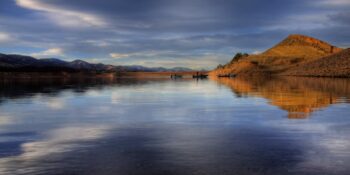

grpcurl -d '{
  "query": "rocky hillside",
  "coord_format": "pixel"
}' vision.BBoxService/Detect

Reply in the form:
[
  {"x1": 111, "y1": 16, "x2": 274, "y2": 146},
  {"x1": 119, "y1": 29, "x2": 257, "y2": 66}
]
[
  {"x1": 211, "y1": 34, "x2": 345, "y2": 77},
  {"x1": 262, "y1": 34, "x2": 342, "y2": 59},
  {"x1": 284, "y1": 48, "x2": 350, "y2": 77}
]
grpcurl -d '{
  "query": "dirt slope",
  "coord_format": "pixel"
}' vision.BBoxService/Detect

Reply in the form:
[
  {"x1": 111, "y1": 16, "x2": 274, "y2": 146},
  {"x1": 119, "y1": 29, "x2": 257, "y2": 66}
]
[
  {"x1": 284, "y1": 48, "x2": 350, "y2": 77},
  {"x1": 262, "y1": 34, "x2": 342, "y2": 59}
]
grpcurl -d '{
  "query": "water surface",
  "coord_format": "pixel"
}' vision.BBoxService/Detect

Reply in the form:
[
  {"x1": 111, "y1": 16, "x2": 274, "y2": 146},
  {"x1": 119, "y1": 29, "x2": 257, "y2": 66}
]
[{"x1": 0, "y1": 77, "x2": 350, "y2": 175}]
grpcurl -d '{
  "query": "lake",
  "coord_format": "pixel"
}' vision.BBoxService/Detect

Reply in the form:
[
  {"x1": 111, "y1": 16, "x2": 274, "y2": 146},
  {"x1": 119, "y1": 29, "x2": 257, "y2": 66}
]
[{"x1": 0, "y1": 77, "x2": 349, "y2": 175}]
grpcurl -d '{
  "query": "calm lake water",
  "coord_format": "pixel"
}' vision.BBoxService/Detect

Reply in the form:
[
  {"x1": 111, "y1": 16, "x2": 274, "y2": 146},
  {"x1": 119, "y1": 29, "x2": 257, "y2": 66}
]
[{"x1": 0, "y1": 77, "x2": 350, "y2": 175}]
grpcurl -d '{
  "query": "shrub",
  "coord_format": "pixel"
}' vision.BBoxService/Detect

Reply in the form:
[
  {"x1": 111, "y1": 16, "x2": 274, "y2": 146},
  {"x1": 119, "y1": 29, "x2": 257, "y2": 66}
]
[
  {"x1": 216, "y1": 64, "x2": 224, "y2": 69},
  {"x1": 230, "y1": 52, "x2": 249, "y2": 63}
]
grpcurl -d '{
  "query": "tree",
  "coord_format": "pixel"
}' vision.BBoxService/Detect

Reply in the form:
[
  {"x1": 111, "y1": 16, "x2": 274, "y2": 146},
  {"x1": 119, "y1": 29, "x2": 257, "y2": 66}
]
[
  {"x1": 216, "y1": 64, "x2": 224, "y2": 69},
  {"x1": 229, "y1": 52, "x2": 249, "y2": 63}
]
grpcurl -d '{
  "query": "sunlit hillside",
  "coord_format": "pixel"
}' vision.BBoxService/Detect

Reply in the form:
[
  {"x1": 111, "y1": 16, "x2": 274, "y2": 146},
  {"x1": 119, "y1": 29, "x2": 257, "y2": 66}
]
[{"x1": 211, "y1": 34, "x2": 345, "y2": 77}]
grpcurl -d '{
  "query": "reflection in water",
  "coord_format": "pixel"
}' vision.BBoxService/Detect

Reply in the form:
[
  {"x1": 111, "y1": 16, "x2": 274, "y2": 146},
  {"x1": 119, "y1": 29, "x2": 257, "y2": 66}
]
[
  {"x1": 0, "y1": 77, "x2": 167, "y2": 101},
  {"x1": 214, "y1": 77, "x2": 350, "y2": 118},
  {"x1": 0, "y1": 125, "x2": 111, "y2": 174},
  {"x1": 0, "y1": 77, "x2": 349, "y2": 175}
]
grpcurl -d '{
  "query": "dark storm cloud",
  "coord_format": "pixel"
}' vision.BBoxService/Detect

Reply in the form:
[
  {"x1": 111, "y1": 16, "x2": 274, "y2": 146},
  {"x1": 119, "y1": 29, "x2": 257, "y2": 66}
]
[{"x1": 0, "y1": 0, "x2": 349, "y2": 68}]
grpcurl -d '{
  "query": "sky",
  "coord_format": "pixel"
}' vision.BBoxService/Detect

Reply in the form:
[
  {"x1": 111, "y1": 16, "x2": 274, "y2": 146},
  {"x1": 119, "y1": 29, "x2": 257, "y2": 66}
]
[{"x1": 0, "y1": 0, "x2": 349, "y2": 69}]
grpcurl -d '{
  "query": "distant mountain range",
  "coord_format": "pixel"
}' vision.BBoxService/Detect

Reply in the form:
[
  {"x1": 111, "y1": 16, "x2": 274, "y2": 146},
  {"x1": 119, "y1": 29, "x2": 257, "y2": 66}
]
[
  {"x1": 0, "y1": 53, "x2": 194, "y2": 73},
  {"x1": 120, "y1": 65, "x2": 194, "y2": 72},
  {"x1": 211, "y1": 34, "x2": 349, "y2": 77}
]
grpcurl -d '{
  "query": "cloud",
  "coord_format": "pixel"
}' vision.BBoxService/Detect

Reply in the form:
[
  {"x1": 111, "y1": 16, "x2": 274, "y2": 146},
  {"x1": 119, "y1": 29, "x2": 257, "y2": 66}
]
[
  {"x1": 32, "y1": 48, "x2": 64, "y2": 58},
  {"x1": 0, "y1": 32, "x2": 11, "y2": 43},
  {"x1": 110, "y1": 53, "x2": 129, "y2": 59},
  {"x1": 319, "y1": 0, "x2": 350, "y2": 6},
  {"x1": 252, "y1": 50, "x2": 262, "y2": 54},
  {"x1": 0, "y1": 0, "x2": 348, "y2": 68},
  {"x1": 15, "y1": 0, "x2": 107, "y2": 28}
]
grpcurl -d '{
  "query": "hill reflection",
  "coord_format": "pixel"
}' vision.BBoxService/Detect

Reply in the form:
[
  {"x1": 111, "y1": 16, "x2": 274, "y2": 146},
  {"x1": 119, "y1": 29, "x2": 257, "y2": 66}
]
[
  {"x1": 213, "y1": 77, "x2": 350, "y2": 119},
  {"x1": 0, "y1": 77, "x2": 172, "y2": 104}
]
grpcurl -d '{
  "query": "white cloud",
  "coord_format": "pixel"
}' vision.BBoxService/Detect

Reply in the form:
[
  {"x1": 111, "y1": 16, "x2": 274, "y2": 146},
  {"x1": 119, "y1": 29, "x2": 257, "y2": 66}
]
[
  {"x1": 32, "y1": 48, "x2": 64, "y2": 57},
  {"x1": 0, "y1": 32, "x2": 11, "y2": 43},
  {"x1": 252, "y1": 50, "x2": 262, "y2": 54},
  {"x1": 15, "y1": 0, "x2": 107, "y2": 28},
  {"x1": 319, "y1": 0, "x2": 350, "y2": 6},
  {"x1": 266, "y1": 13, "x2": 329, "y2": 31},
  {"x1": 110, "y1": 53, "x2": 130, "y2": 59},
  {"x1": 109, "y1": 50, "x2": 164, "y2": 59},
  {"x1": 113, "y1": 51, "x2": 227, "y2": 69},
  {"x1": 84, "y1": 40, "x2": 111, "y2": 47},
  {"x1": 46, "y1": 99, "x2": 65, "y2": 110}
]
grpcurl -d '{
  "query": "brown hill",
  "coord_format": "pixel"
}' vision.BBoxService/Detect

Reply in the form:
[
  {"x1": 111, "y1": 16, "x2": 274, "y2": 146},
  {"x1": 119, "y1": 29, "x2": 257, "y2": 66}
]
[
  {"x1": 262, "y1": 34, "x2": 342, "y2": 59},
  {"x1": 210, "y1": 34, "x2": 344, "y2": 77},
  {"x1": 284, "y1": 48, "x2": 350, "y2": 77}
]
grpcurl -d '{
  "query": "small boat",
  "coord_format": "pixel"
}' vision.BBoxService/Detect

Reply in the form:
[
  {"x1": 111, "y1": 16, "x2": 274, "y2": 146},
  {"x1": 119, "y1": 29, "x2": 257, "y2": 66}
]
[
  {"x1": 193, "y1": 74, "x2": 208, "y2": 79},
  {"x1": 170, "y1": 74, "x2": 183, "y2": 79},
  {"x1": 193, "y1": 72, "x2": 208, "y2": 79}
]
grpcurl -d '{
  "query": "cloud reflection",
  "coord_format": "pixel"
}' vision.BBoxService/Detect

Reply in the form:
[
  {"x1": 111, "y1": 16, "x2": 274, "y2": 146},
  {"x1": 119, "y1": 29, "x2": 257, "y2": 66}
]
[
  {"x1": 0, "y1": 78, "x2": 349, "y2": 174},
  {"x1": 45, "y1": 98, "x2": 65, "y2": 110},
  {"x1": 0, "y1": 125, "x2": 111, "y2": 174}
]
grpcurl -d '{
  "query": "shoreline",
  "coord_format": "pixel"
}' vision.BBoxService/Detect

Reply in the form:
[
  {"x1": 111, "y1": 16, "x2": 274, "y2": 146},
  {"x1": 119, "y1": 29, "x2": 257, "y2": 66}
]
[{"x1": 0, "y1": 71, "x2": 209, "y2": 79}]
